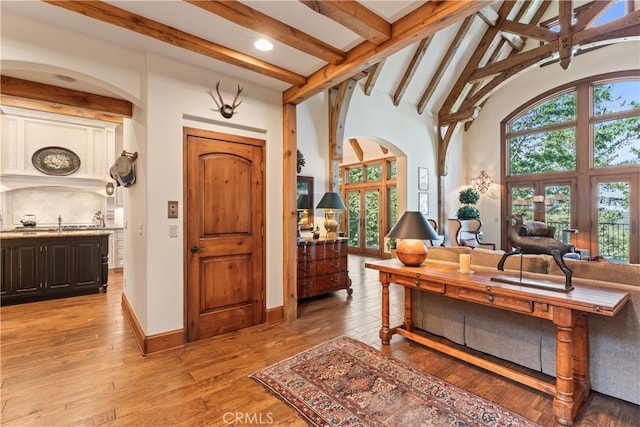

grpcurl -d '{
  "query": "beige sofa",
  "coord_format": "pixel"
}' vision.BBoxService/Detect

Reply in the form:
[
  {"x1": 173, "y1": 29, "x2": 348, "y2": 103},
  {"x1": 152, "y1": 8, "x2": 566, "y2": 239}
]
[{"x1": 412, "y1": 246, "x2": 640, "y2": 405}]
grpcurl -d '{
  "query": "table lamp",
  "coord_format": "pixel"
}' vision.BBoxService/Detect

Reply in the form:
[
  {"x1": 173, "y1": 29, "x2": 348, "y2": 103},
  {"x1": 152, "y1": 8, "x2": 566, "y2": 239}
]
[
  {"x1": 316, "y1": 192, "x2": 346, "y2": 240},
  {"x1": 297, "y1": 194, "x2": 310, "y2": 227},
  {"x1": 386, "y1": 211, "x2": 439, "y2": 266}
]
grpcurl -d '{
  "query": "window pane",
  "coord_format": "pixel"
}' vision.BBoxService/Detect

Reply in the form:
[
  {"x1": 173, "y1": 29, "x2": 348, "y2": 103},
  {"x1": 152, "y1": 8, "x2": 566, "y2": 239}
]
[
  {"x1": 511, "y1": 186, "x2": 534, "y2": 222},
  {"x1": 387, "y1": 186, "x2": 397, "y2": 232},
  {"x1": 509, "y1": 128, "x2": 576, "y2": 175},
  {"x1": 347, "y1": 167, "x2": 363, "y2": 183},
  {"x1": 364, "y1": 190, "x2": 380, "y2": 250},
  {"x1": 509, "y1": 92, "x2": 575, "y2": 133},
  {"x1": 347, "y1": 191, "x2": 360, "y2": 248},
  {"x1": 366, "y1": 163, "x2": 382, "y2": 181},
  {"x1": 544, "y1": 185, "x2": 571, "y2": 241},
  {"x1": 594, "y1": 117, "x2": 640, "y2": 167},
  {"x1": 597, "y1": 182, "x2": 630, "y2": 263},
  {"x1": 594, "y1": 80, "x2": 640, "y2": 116},
  {"x1": 387, "y1": 160, "x2": 397, "y2": 180}
]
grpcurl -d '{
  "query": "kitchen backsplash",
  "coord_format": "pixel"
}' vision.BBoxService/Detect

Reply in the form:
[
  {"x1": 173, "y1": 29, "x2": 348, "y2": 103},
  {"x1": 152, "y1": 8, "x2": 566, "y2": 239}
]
[{"x1": 2, "y1": 188, "x2": 105, "y2": 230}]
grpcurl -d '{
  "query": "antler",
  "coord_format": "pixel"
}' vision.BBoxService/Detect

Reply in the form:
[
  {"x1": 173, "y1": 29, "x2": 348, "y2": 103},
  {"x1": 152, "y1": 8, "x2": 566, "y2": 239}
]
[
  {"x1": 231, "y1": 84, "x2": 243, "y2": 109},
  {"x1": 214, "y1": 81, "x2": 225, "y2": 108}
]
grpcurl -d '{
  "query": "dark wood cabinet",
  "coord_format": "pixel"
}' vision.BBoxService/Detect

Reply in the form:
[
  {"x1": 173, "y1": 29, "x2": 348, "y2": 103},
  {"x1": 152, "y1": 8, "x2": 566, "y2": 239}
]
[
  {"x1": 1, "y1": 233, "x2": 109, "y2": 305},
  {"x1": 297, "y1": 238, "x2": 352, "y2": 299}
]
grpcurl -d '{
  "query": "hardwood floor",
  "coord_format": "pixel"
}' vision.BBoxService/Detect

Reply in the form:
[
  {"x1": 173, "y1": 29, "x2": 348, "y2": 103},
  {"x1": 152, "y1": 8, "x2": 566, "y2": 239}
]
[{"x1": 2, "y1": 255, "x2": 638, "y2": 426}]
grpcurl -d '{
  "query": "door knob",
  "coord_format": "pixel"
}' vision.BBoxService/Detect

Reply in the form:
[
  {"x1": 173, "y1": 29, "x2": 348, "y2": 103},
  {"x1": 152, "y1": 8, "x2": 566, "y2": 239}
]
[{"x1": 190, "y1": 245, "x2": 200, "y2": 253}]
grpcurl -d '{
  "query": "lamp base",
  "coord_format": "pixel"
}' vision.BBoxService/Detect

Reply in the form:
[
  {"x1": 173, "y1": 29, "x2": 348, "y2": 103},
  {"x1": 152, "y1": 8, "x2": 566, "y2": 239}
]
[{"x1": 396, "y1": 239, "x2": 427, "y2": 266}]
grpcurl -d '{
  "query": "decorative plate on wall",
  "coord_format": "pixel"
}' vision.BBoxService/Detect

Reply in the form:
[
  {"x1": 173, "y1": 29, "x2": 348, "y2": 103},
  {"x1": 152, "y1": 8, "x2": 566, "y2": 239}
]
[{"x1": 32, "y1": 146, "x2": 81, "y2": 176}]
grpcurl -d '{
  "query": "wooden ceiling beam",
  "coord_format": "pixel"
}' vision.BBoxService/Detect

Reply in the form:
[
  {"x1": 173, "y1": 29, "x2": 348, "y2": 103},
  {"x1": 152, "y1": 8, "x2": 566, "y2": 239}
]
[
  {"x1": 439, "y1": 1, "x2": 516, "y2": 118},
  {"x1": 558, "y1": 0, "x2": 573, "y2": 69},
  {"x1": 0, "y1": 75, "x2": 132, "y2": 117},
  {"x1": 393, "y1": 37, "x2": 432, "y2": 106},
  {"x1": 44, "y1": 0, "x2": 306, "y2": 86},
  {"x1": 348, "y1": 138, "x2": 364, "y2": 162},
  {"x1": 417, "y1": 15, "x2": 475, "y2": 115},
  {"x1": 186, "y1": 0, "x2": 345, "y2": 64},
  {"x1": 300, "y1": 1, "x2": 391, "y2": 45},
  {"x1": 573, "y1": 1, "x2": 613, "y2": 32},
  {"x1": 284, "y1": 0, "x2": 492, "y2": 105},
  {"x1": 363, "y1": 60, "x2": 385, "y2": 96},
  {"x1": 501, "y1": 20, "x2": 556, "y2": 42}
]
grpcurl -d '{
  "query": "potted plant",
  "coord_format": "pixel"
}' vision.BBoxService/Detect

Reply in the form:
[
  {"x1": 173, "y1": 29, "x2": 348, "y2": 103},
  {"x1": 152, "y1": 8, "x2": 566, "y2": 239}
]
[{"x1": 456, "y1": 187, "x2": 480, "y2": 219}]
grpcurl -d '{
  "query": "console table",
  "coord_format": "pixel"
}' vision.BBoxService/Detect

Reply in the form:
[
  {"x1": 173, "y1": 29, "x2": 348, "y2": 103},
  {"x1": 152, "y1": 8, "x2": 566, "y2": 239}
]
[{"x1": 365, "y1": 259, "x2": 629, "y2": 426}]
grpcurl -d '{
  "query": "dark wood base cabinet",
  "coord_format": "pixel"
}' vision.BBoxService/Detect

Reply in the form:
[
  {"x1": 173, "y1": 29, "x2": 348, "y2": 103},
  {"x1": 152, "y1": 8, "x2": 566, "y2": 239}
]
[
  {"x1": 1, "y1": 233, "x2": 109, "y2": 305},
  {"x1": 297, "y1": 238, "x2": 352, "y2": 299}
]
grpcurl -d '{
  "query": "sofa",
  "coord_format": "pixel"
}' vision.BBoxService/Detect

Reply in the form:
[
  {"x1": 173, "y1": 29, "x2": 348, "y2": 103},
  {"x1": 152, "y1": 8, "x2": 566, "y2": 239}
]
[{"x1": 412, "y1": 246, "x2": 640, "y2": 405}]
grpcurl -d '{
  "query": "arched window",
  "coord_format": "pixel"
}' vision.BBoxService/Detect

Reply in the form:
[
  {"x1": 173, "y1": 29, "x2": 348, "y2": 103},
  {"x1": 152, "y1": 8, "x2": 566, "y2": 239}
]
[{"x1": 502, "y1": 71, "x2": 639, "y2": 263}]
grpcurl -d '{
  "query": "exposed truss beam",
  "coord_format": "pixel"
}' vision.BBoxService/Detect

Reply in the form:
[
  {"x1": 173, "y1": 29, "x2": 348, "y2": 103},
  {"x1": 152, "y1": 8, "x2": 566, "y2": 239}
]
[
  {"x1": 284, "y1": 0, "x2": 492, "y2": 105},
  {"x1": 364, "y1": 60, "x2": 385, "y2": 96},
  {"x1": 186, "y1": 0, "x2": 345, "y2": 64},
  {"x1": 393, "y1": 37, "x2": 432, "y2": 106},
  {"x1": 44, "y1": 0, "x2": 307, "y2": 86},
  {"x1": 348, "y1": 138, "x2": 364, "y2": 162},
  {"x1": 300, "y1": 0, "x2": 391, "y2": 45}
]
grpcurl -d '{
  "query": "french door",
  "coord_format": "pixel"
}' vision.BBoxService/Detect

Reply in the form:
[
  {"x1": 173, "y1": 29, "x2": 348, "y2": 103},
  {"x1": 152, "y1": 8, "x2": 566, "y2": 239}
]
[
  {"x1": 591, "y1": 175, "x2": 639, "y2": 264},
  {"x1": 346, "y1": 188, "x2": 381, "y2": 257}
]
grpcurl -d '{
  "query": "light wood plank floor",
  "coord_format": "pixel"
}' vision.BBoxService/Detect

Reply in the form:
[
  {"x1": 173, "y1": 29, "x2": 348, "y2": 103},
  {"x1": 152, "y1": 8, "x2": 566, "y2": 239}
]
[{"x1": 2, "y1": 255, "x2": 638, "y2": 426}]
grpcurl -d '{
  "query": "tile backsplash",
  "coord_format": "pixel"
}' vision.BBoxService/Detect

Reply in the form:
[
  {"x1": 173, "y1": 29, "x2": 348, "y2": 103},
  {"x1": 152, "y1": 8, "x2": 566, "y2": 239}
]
[{"x1": 2, "y1": 188, "x2": 105, "y2": 229}]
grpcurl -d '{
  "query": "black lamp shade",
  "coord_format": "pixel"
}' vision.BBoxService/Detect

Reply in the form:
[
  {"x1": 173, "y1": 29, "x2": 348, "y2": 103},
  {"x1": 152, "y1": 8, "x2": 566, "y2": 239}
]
[
  {"x1": 316, "y1": 192, "x2": 346, "y2": 210},
  {"x1": 297, "y1": 194, "x2": 309, "y2": 210},
  {"x1": 387, "y1": 211, "x2": 439, "y2": 240}
]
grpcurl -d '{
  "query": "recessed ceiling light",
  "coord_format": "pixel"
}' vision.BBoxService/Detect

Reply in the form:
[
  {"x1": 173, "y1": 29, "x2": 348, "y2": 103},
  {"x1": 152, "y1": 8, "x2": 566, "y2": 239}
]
[
  {"x1": 55, "y1": 74, "x2": 76, "y2": 83},
  {"x1": 254, "y1": 39, "x2": 273, "y2": 52}
]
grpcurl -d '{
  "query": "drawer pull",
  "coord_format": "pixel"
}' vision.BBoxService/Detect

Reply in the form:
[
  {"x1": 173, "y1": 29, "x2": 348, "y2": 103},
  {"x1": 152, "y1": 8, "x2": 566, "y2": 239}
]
[
  {"x1": 303, "y1": 266, "x2": 312, "y2": 272},
  {"x1": 488, "y1": 295, "x2": 494, "y2": 303}
]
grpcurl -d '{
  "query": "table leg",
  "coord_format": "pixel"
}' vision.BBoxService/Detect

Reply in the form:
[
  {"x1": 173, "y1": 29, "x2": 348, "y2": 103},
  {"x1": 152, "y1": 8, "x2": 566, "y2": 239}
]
[
  {"x1": 553, "y1": 307, "x2": 577, "y2": 426},
  {"x1": 379, "y1": 273, "x2": 392, "y2": 344},
  {"x1": 573, "y1": 314, "x2": 590, "y2": 393},
  {"x1": 404, "y1": 287, "x2": 414, "y2": 332}
]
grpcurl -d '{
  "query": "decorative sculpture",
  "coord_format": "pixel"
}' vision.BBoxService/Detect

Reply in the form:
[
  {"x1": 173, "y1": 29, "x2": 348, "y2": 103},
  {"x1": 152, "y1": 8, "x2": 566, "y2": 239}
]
[
  {"x1": 209, "y1": 81, "x2": 243, "y2": 119},
  {"x1": 495, "y1": 215, "x2": 575, "y2": 291}
]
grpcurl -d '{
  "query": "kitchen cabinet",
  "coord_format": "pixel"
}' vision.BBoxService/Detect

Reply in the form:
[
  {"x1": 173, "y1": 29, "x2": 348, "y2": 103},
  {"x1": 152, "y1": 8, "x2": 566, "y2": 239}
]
[
  {"x1": 297, "y1": 238, "x2": 352, "y2": 299},
  {"x1": 1, "y1": 231, "x2": 109, "y2": 305}
]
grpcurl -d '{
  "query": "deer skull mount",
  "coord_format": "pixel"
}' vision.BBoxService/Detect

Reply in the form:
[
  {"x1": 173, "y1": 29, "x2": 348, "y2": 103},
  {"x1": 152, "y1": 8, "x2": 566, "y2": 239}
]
[{"x1": 209, "y1": 81, "x2": 243, "y2": 119}]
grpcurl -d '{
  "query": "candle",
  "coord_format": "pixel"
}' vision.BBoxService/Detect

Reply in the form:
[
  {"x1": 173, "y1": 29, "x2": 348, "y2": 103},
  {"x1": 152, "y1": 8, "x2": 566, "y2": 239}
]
[{"x1": 459, "y1": 254, "x2": 471, "y2": 273}]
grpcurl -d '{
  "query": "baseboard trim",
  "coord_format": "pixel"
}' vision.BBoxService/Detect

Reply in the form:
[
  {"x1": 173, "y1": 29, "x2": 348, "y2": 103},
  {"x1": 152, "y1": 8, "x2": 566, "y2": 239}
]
[
  {"x1": 121, "y1": 293, "x2": 185, "y2": 356},
  {"x1": 265, "y1": 305, "x2": 284, "y2": 324}
]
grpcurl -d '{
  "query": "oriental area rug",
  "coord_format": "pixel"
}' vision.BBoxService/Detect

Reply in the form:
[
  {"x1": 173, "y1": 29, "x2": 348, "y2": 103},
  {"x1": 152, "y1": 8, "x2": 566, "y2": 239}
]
[{"x1": 250, "y1": 336, "x2": 541, "y2": 427}]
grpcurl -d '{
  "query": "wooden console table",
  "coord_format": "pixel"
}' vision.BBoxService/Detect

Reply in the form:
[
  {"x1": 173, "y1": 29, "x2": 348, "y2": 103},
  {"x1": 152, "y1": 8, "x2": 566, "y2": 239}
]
[{"x1": 365, "y1": 259, "x2": 629, "y2": 426}]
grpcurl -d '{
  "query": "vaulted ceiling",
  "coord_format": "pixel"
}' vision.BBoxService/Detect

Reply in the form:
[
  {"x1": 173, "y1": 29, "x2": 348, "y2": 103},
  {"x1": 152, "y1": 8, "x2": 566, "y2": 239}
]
[{"x1": 2, "y1": 0, "x2": 638, "y2": 155}]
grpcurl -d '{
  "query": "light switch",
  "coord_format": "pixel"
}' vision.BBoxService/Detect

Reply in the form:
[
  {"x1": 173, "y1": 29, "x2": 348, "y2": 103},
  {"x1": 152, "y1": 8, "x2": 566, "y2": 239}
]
[
  {"x1": 169, "y1": 225, "x2": 178, "y2": 237},
  {"x1": 168, "y1": 201, "x2": 179, "y2": 218}
]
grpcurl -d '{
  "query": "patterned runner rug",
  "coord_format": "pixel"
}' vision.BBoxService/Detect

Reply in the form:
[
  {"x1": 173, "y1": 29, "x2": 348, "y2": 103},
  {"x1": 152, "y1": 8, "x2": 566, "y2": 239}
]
[{"x1": 250, "y1": 336, "x2": 541, "y2": 427}]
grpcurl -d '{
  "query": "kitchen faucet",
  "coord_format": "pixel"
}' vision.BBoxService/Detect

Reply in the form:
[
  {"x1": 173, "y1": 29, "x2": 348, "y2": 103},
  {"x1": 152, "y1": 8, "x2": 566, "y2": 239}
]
[{"x1": 58, "y1": 215, "x2": 62, "y2": 232}]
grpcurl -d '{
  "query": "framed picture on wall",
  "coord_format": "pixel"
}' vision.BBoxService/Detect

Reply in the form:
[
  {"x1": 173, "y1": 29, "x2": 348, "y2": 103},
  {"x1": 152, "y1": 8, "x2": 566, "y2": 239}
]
[
  {"x1": 419, "y1": 192, "x2": 429, "y2": 215},
  {"x1": 418, "y1": 167, "x2": 429, "y2": 190}
]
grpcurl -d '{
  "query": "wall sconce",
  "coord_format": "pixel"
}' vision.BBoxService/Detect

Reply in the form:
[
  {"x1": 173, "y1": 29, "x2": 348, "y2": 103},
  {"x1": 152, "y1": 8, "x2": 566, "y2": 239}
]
[
  {"x1": 105, "y1": 182, "x2": 115, "y2": 196},
  {"x1": 386, "y1": 211, "x2": 439, "y2": 266},
  {"x1": 316, "y1": 192, "x2": 346, "y2": 240},
  {"x1": 471, "y1": 170, "x2": 493, "y2": 194}
]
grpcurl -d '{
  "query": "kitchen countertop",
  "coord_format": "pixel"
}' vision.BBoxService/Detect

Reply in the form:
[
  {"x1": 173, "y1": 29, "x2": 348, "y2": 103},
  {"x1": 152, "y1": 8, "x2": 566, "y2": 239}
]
[{"x1": 1, "y1": 228, "x2": 118, "y2": 239}]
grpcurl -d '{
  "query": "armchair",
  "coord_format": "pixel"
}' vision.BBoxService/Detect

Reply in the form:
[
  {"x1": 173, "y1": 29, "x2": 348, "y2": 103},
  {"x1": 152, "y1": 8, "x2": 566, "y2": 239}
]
[{"x1": 447, "y1": 218, "x2": 496, "y2": 250}]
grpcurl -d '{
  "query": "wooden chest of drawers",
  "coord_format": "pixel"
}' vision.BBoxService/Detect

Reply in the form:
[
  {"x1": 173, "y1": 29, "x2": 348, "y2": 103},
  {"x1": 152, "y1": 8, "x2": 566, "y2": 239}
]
[{"x1": 297, "y1": 238, "x2": 352, "y2": 299}]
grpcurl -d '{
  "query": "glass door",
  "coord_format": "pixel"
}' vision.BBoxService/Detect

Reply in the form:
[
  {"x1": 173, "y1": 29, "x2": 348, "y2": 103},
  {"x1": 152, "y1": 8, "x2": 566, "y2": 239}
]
[
  {"x1": 592, "y1": 175, "x2": 639, "y2": 263},
  {"x1": 346, "y1": 188, "x2": 381, "y2": 256}
]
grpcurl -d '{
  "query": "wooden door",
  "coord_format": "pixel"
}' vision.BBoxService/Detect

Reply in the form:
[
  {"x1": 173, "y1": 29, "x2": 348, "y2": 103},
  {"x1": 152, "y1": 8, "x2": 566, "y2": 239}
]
[{"x1": 184, "y1": 128, "x2": 264, "y2": 342}]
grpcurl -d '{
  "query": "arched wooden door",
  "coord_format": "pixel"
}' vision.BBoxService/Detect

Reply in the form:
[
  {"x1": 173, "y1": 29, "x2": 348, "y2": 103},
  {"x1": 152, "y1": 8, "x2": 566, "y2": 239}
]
[{"x1": 184, "y1": 127, "x2": 264, "y2": 342}]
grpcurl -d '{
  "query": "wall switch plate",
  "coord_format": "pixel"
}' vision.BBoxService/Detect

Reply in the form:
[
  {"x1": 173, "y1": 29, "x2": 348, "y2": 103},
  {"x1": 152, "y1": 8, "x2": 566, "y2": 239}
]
[
  {"x1": 169, "y1": 224, "x2": 178, "y2": 237},
  {"x1": 168, "y1": 201, "x2": 179, "y2": 218}
]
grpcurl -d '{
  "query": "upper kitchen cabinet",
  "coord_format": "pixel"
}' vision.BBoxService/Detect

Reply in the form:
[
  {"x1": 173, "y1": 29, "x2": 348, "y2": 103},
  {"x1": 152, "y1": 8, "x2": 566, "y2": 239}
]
[{"x1": 1, "y1": 107, "x2": 117, "y2": 191}]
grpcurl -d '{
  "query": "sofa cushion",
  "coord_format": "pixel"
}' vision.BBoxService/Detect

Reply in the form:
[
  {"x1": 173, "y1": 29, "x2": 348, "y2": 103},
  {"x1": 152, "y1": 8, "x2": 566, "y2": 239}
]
[
  {"x1": 470, "y1": 247, "x2": 549, "y2": 274},
  {"x1": 548, "y1": 258, "x2": 640, "y2": 287},
  {"x1": 426, "y1": 246, "x2": 471, "y2": 263}
]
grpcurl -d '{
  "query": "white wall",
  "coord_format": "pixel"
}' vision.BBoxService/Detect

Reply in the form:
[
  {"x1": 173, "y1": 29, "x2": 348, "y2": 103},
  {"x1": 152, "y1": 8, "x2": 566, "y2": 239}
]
[
  {"x1": 2, "y1": 11, "x2": 284, "y2": 336},
  {"x1": 466, "y1": 42, "x2": 640, "y2": 248}
]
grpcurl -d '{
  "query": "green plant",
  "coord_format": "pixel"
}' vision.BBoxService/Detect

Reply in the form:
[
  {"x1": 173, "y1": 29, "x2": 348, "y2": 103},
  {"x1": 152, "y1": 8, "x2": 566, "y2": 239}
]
[
  {"x1": 386, "y1": 237, "x2": 396, "y2": 250},
  {"x1": 457, "y1": 187, "x2": 480, "y2": 219}
]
